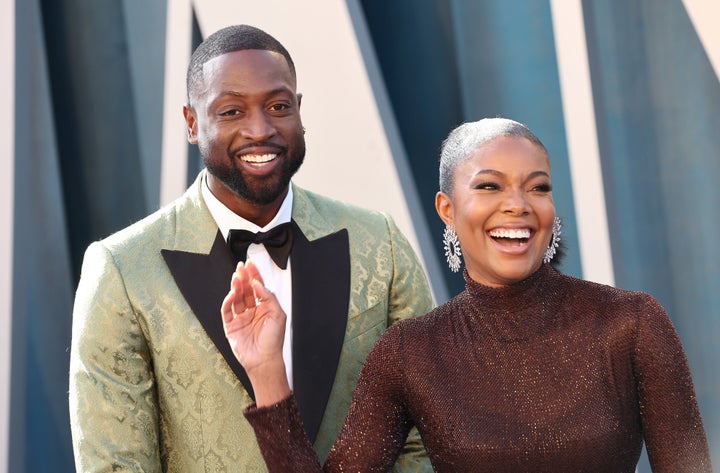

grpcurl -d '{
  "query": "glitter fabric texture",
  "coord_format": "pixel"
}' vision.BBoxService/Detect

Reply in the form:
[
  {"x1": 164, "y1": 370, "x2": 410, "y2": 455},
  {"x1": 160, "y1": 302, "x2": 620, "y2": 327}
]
[{"x1": 245, "y1": 264, "x2": 712, "y2": 472}]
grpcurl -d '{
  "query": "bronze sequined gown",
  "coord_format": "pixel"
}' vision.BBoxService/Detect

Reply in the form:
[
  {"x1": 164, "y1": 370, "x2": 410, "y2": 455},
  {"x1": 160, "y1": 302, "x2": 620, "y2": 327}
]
[{"x1": 245, "y1": 264, "x2": 712, "y2": 472}]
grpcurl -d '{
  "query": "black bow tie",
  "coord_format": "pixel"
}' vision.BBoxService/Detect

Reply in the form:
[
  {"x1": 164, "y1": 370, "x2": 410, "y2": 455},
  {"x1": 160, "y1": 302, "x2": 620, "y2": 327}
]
[{"x1": 227, "y1": 222, "x2": 294, "y2": 270}]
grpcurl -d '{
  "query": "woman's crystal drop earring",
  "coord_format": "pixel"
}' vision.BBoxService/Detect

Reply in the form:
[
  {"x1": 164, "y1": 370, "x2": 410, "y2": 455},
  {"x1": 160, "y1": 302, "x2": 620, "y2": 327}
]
[
  {"x1": 543, "y1": 217, "x2": 562, "y2": 264},
  {"x1": 443, "y1": 226, "x2": 462, "y2": 272}
]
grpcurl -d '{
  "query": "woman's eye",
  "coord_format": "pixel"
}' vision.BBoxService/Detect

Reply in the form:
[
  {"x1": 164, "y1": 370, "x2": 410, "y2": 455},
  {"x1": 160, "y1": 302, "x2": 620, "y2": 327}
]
[
  {"x1": 475, "y1": 182, "x2": 500, "y2": 190},
  {"x1": 532, "y1": 183, "x2": 552, "y2": 192}
]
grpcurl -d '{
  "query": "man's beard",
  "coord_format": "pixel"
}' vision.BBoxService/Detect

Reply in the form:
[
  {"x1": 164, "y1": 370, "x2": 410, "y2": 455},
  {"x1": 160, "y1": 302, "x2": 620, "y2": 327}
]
[{"x1": 204, "y1": 146, "x2": 305, "y2": 205}]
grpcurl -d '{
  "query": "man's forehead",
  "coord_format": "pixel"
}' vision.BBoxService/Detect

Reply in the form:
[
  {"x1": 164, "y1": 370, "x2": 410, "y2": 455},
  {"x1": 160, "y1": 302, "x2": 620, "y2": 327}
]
[
  {"x1": 202, "y1": 49, "x2": 290, "y2": 75},
  {"x1": 190, "y1": 49, "x2": 296, "y2": 102}
]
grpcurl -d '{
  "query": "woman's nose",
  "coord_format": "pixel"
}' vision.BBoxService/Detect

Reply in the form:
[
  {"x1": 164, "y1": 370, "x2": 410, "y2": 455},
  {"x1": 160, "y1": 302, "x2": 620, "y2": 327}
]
[{"x1": 501, "y1": 189, "x2": 531, "y2": 215}]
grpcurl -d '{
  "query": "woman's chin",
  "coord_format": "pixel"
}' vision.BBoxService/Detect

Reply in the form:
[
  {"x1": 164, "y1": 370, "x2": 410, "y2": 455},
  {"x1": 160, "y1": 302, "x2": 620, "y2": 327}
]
[{"x1": 480, "y1": 260, "x2": 542, "y2": 287}]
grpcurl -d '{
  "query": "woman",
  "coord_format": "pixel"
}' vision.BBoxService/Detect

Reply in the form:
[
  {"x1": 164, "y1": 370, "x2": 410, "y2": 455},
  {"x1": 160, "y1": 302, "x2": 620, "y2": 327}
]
[{"x1": 221, "y1": 118, "x2": 712, "y2": 472}]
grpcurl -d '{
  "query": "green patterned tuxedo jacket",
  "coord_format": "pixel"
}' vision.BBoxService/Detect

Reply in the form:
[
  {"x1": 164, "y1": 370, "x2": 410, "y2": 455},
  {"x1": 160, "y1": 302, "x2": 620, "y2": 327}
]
[{"x1": 69, "y1": 171, "x2": 434, "y2": 472}]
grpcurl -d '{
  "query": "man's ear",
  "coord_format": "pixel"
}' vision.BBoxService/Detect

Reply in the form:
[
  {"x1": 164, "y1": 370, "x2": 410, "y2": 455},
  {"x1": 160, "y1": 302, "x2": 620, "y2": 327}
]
[
  {"x1": 435, "y1": 192, "x2": 454, "y2": 227},
  {"x1": 182, "y1": 104, "x2": 198, "y2": 144},
  {"x1": 296, "y1": 93, "x2": 302, "y2": 108}
]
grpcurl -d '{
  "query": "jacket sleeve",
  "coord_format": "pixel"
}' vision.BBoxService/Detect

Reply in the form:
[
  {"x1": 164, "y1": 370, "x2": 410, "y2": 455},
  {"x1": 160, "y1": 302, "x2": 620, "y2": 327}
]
[
  {"x1": 633, "y1": 294, "x2": 712, "y2": 472},
  {"x1": 69, "y1": 241, "x2": 162, "y2": 473},
  {"x1": 384, "y1": 214, "x2": 434, "y2": 472}
]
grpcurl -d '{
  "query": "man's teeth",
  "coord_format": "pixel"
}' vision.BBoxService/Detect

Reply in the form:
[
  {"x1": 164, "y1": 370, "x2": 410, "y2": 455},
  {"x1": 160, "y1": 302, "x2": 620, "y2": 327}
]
[
  {"x1": 241, "y1": 154, "x2": 277, "y2": 163},
  {"x1": 490, "y1": 228, "x2": 531, "y2": 239}
]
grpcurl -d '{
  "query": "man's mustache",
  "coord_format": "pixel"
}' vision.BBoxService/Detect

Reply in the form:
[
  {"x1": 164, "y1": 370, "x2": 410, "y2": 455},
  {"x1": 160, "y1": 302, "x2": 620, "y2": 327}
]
[{"x1": 232, "y1": 142, "x2": 286, "y2": 155}]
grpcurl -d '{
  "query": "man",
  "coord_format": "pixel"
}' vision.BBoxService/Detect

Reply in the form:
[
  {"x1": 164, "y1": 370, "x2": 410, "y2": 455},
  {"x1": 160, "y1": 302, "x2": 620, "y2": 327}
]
[{"x1": 69, "y1": 24, "x2": 433, "y2": 472}]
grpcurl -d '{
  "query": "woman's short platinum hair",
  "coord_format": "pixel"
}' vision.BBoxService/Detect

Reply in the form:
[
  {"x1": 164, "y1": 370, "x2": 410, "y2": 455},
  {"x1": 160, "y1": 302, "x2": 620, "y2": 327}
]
[{"x1": 438, "y1": 118, "x2": 548, "y2": 195}]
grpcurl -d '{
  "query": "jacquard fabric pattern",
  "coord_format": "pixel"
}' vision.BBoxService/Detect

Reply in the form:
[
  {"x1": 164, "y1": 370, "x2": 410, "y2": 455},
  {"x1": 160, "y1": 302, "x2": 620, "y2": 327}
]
[{"x1": 245, "y1": 264, "x2": 712, "y2": 472}]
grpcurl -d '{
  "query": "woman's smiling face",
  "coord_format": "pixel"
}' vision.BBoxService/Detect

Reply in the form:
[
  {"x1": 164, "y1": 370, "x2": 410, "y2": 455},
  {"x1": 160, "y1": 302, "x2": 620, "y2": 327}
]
[{"x1": 436, "y1": 135, "x2": 555, "y2": 287}]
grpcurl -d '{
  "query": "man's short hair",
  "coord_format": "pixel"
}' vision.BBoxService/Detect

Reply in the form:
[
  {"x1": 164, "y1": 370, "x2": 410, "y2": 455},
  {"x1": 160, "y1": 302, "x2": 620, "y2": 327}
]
[{"x1": 186, "y1": 24, "x2": 296, "y2": 102}]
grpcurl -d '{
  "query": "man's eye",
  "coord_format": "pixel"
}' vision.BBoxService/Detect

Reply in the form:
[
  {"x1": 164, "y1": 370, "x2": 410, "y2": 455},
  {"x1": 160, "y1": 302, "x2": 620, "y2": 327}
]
[
  {"x1": 475, "y1": 182, "x2": 499, "y2": 190},
  {"x1": 268, "y1": 102, "x2": 293, "y2": 112},
  {"x1": 220, "y1": 109, "x2": 240, "y2": 116}
]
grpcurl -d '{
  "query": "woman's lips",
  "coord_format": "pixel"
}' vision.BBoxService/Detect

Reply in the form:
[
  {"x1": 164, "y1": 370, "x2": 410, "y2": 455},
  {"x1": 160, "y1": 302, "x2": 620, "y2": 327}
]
[{"x1": 488, "y1": 227, "x2": 533, "y2": 251}]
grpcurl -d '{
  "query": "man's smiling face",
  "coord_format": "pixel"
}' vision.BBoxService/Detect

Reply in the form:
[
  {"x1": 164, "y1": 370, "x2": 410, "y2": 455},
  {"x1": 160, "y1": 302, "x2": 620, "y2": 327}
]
[{"x1": 184, "y1": 49, "x2": 305, "y2": 214}]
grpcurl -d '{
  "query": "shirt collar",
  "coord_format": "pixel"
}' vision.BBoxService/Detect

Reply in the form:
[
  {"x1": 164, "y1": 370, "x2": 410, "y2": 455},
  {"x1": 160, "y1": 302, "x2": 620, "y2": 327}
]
[{"x1": 201, "y1": 174, "x2": 294, "y2": 238}]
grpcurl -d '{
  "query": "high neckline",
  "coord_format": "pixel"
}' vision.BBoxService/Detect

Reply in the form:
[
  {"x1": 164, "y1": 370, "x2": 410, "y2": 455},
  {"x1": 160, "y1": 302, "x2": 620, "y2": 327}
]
[{"x1": 460, "y1": 264, "x2": 566, "y2": 342}]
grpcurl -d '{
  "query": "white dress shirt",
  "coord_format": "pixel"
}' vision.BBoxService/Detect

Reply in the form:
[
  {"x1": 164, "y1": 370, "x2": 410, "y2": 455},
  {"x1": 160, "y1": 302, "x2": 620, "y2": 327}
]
[{"x1": 201, "y1": 177, "x2": 294, "y2": 389}]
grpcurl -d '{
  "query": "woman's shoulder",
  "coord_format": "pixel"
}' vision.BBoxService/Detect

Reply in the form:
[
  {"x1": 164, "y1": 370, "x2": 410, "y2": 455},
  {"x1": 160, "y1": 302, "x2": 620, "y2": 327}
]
[
  {"x1": 559, "y1": 272, "x2": 657, "y2": 304},
  {"x1": 555, "y1": 272, "x2": 667, "y2": 327}
]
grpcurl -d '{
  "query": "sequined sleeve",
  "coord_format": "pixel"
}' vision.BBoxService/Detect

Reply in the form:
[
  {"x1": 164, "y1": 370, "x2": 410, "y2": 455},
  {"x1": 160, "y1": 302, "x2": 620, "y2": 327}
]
[
  {"x1": 633, "y1": 294, "x2": 712, "y2": 472},
  {"x1": 243, "y1": 395, "x2": 320, "y2": 472},
  {"x1": 245, "y1": 324, "x2": 413, "y2": 472}
]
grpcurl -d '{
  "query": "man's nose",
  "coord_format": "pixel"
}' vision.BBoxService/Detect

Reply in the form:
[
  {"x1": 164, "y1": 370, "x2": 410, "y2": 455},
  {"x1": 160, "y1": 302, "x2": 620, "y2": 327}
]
[{"x1": 240, "y1": 110, "x2": 276, "y2": 141}]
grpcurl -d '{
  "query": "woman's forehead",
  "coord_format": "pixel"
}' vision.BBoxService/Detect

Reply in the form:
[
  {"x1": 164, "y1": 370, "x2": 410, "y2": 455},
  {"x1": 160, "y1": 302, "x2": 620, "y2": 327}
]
[{"x1": 465, "y1": 136, "x2": 550, "y2": 169}]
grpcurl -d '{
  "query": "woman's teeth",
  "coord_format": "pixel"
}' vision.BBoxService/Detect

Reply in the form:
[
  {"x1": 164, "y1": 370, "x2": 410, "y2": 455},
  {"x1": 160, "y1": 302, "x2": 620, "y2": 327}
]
[{"x1": 489, "y1": 228, "x2": 531, "y2": 239}]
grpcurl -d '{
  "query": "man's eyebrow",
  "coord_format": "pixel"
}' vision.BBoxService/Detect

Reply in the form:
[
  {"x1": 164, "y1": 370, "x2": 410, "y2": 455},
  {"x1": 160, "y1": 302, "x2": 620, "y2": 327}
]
[{"x1": 217, "y1": 87, "x2": 294, "y2": 98}]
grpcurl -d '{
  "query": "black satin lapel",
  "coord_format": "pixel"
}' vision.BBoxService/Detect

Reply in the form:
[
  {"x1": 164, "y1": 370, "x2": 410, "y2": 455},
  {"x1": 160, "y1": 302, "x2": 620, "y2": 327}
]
[
  {"x1": 161, "y1": 230, "x2": 255, "y2": 400},
  {"x1": 290, "y1": 221, "x2": 350, "y2": 443}
]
